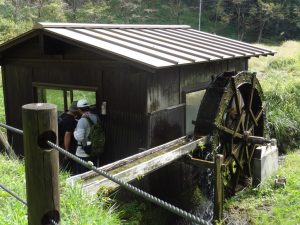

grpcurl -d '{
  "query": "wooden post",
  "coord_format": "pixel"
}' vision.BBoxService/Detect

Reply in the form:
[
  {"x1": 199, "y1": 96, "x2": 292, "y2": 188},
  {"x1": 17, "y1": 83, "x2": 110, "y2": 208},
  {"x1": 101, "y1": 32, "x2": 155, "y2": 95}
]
[
  {"x1": 214, "y1": 154, "x2": 224, "y2": 223},
  {"x1": 22, "y1": 103, "x2": 60, "y2": 225}
]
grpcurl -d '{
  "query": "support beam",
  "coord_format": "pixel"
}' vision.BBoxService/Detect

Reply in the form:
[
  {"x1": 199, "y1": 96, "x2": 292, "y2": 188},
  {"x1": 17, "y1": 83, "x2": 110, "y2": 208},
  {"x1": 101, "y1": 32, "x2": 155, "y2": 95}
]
[
  {"x1": 185, "y1": 157, "x2": 215, "y2": 169},
  {"x1": 214, "y1": 154, "x2": 224, "y2": 222}
]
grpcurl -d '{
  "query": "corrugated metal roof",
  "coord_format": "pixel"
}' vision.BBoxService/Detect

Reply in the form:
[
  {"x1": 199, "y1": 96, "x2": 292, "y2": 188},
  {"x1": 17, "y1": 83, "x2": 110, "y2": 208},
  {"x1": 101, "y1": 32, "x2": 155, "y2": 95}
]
[{"x1": 35, "y1": 23, "x2": 275, "y2": 68}]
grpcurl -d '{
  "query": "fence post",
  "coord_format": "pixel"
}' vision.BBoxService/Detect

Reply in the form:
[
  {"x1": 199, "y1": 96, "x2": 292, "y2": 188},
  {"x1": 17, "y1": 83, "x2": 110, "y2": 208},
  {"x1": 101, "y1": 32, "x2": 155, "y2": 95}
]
[
  {"x1": 22, "y1": 103, "x2": 60, "y2": 225},
  {"x1": 214, "y1": 154, "x2": 224, "y2": 223}
]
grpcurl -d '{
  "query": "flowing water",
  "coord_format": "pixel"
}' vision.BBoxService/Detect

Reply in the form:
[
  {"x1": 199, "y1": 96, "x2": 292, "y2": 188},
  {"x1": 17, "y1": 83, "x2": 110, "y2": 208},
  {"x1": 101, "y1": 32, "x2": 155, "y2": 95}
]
[{"x1": 175, "y1": 151, "x2": 215, "y2": 225}]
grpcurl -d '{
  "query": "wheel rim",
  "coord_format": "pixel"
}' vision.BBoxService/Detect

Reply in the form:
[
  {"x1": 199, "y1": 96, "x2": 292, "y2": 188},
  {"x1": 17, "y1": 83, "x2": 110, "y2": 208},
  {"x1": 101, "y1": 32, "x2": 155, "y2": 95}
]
[{"x1": 195, "y1": 71, "x2": 265, "y2": 196}]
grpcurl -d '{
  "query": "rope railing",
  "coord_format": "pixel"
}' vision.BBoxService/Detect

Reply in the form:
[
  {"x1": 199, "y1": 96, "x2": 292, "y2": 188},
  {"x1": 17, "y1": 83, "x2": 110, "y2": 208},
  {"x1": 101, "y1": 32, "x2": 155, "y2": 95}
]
[
  {"x1": 47, "y1": 140, "x2": 211, "y2": 225},
  {"x1": 0, "y1": 121, "x2": 212, "y2": 225},
  {"x1": 0, "y1": 183, "x2": 27, "y2": 206},
  {"x1": 0, "y1": 183, "x2": 59, "y2": 225},
  {"x1": 0, "y1": 123, "x2": 23, "y2": 135}
]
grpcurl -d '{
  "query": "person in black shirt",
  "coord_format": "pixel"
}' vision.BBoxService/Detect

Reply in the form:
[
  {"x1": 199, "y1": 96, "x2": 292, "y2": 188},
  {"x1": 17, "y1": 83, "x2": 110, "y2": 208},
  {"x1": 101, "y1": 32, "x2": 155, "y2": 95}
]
[{"x1": 58, "y1": 101, "x2": 78, "y2": 175}]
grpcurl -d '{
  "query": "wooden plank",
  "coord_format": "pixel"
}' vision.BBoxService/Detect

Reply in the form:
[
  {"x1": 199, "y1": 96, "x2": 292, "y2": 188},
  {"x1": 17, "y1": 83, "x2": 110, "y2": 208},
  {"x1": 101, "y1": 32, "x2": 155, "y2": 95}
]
[
  {"x1": 68, "y1": 137, "x2": 205, "y2": 196},
  {"x1": 32, "y1": 82, "x2": 98, "y2": 91},
  {"x1": 84, "y1": 138, "x2": 203, "y2": 195}
]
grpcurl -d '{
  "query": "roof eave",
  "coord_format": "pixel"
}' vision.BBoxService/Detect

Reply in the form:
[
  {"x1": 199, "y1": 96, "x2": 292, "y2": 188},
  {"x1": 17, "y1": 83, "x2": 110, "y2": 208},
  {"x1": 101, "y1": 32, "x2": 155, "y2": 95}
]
[{"x1": 0, "y1": 29, "x2": 40, "y2": 54}]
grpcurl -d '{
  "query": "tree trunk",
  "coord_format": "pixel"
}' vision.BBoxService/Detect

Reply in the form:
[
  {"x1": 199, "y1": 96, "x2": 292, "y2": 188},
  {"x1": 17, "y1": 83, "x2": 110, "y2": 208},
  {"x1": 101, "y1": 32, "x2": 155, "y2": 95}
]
[{"x1": 257, "y1": 21, "x2": 266, "y2": 43}]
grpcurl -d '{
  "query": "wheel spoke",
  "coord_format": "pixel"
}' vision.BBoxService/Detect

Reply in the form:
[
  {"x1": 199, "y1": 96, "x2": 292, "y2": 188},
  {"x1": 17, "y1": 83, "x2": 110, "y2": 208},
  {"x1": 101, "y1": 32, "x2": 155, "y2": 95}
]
[
  {"x1": 248, "y1": 74, "x2": 256, "y2": 111},
  {"x1": 249, "y1": 144, "x2": 256, "y2": 162},
  {"x1": 233, "y1": 114, "x2": 244, "y2": 136},
  {"x1": 247, "y1": 107, "x2": 264, "y2": 133},
  {"x1": 255, "y1": 106, "x2": 264, "y2": 122},
  {"x1": 249, "y1": 109, "x2": 258, "y2": 127},
  {"x1": 245, "y1": 111, "x2": 250, "y2": 131},
  {"x1": 217, "y1": 125, "x2": 243, "y2": 138},
  {"x1": 232, "y1": 153, "x2": 243, "y2": 170}
]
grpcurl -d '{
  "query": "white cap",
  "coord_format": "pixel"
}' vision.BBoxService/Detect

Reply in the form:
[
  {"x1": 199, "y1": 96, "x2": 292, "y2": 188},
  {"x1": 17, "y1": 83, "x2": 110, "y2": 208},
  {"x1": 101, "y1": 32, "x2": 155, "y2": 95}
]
[{"x1": 77, "y1": 99, "x2": 90, "y2": 108}]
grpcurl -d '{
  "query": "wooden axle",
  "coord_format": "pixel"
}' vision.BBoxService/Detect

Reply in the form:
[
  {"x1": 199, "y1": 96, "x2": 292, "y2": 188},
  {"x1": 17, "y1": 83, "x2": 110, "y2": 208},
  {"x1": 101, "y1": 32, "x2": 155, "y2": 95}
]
[{"x1": 243, "y1": 131, "x2": 276, "y2": 145}]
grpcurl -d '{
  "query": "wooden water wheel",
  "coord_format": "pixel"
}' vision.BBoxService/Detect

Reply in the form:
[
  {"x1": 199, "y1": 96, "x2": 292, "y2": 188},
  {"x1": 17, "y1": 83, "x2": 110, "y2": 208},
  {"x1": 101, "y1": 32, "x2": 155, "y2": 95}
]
[{"x1": 194, "y1": 71, "x2": 267, "y2": 196}]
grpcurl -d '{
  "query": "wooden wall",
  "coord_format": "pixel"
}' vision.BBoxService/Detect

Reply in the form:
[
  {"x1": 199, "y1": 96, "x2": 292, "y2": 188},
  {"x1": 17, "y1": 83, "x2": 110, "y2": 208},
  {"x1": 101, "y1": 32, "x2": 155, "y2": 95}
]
[
  {"x1": 146, "y1": 58, "x2": 247, "y2": 147},
  {"x1": 1, "y1": 35, "x2": 149, "y2": 161},
  {"x1": 2, "y1": 65, "x2": 33, "y2": 155}
]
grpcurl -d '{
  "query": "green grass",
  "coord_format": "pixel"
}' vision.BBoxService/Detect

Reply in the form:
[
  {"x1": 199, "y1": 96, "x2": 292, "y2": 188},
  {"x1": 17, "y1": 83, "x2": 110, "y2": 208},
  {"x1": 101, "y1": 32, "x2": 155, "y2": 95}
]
[
  {"x1": 224, "y1": 151, "x2": 300, "y2": 225},
  {"x1": 250, "y1": 41, "x2": 300, "y2": 152},
  {"x1": 0, "y1": 154, "x2": 122, "y2": 225}
]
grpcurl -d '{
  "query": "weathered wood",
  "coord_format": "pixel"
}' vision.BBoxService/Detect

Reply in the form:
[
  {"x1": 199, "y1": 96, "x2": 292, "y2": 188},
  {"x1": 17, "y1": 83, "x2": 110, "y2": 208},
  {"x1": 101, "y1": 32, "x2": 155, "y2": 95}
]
[
  {"x1": 68, "y1": 137, "x2": 205, "y2": 196},
  {"x1": 22, "y1": 103, "x2": 60, "y2": 225},
  {"x1": 68, "y1": 136, "x2": 187, "y2": 183},
  {"x1": 32, "y1": 82, "x2": 98, "y2": 91},
  {"x1": 214, "y1": 154, "x2": 224, "y2": 222},
  {"x1": 187, "y1": 157, "x2": 214, "y2": 169}
]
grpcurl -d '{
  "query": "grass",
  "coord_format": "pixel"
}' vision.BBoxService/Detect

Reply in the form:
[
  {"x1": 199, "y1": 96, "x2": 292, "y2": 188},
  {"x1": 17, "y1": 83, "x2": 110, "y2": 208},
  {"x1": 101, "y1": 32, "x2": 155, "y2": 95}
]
[
  {"x1": 250, "y1": 41, "x2": 300, "y2": 152},
  {"x1": 1, "y1": 40, "x2": 299, "y2": 224},
  {"x1": 0, "y1": 154, "x2": 122, "y2": 225},
  {"x1": 224, "y1": 41, "x2": 300, "y2": 224},
  {"x1": 224, "y1": 151, "x2": 300, "y2": 225}
]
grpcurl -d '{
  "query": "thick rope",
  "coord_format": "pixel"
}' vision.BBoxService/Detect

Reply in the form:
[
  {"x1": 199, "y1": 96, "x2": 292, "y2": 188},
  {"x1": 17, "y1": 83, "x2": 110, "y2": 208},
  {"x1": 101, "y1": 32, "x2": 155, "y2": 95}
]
[
  {"x1": 0, "y1": 123, "x2": 23, "y2": 135},
  {"x1": 47, "y1": 141, "x2": 211, "y2": 225},
  {"x1": 0, "y1": 122, "x2": 211, "y2": 224}
]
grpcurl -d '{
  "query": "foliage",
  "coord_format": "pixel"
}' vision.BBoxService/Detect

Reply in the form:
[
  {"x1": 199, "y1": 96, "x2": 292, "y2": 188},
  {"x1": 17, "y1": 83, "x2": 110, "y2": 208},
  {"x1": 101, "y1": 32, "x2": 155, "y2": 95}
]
[
  {"x1": 0, "y1": 154, "x2": 122, "y2": 225},
  {"x1": 0, "y1": 0, "x2": 300, "y2": 44},
  {"x1": 224, "y1": 151, "x2": 300, "y2": 224},
  {"x1": 250, "y1": 41, "x2": 300, "y2": 152}
]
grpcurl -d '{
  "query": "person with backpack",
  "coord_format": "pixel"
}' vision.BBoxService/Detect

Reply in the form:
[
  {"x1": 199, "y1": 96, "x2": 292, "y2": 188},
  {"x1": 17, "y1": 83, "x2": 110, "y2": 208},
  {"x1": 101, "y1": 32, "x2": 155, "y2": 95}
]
[
  {"x1": 58, "y1": 101, "x2": 78, "y2": 175},
  {"x1": 74, "y1": 99, "x2": 104, "y2": 174}
]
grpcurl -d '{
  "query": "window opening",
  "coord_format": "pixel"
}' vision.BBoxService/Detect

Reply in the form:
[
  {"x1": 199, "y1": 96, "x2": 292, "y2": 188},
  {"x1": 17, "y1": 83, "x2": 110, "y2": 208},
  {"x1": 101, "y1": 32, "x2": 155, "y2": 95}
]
[
  {"x1": 185, "y1": 90, "x2": 206, "y2": 135},
  {"x1": 35, "y1": 87, "x2": 97, "y2": 114}
]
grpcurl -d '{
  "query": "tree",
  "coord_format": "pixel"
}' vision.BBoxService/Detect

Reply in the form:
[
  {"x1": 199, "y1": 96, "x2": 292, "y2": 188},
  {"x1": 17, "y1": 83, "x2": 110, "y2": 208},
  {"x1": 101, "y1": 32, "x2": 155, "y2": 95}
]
[
  {"x1": 253, "y1": 0, "x2": 284, "y2": 42},
  {"x1": 75, "y1": 1, "x2": 110, "y2": 23}
]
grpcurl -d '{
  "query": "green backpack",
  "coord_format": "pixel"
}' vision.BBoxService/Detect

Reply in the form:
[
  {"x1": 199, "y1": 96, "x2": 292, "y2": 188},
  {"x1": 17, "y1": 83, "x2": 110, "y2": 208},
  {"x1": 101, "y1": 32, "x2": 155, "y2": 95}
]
[{"x1": 83, "y1": 116, "x2": 105, "y2": 157}]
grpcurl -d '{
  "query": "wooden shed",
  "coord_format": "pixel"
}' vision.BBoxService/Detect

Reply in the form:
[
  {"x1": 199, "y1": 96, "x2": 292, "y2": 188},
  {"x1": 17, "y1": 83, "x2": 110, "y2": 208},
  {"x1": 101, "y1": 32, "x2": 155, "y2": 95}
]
[{"x1": 0, "y1": 23, "x2": 274, "y2": 163}]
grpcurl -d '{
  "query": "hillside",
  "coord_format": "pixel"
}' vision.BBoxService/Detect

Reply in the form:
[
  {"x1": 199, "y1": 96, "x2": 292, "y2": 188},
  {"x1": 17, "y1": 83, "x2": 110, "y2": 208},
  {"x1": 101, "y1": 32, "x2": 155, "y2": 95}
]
[{"x1": 0, "y1": 0, "x2": 300, "y2": 44}]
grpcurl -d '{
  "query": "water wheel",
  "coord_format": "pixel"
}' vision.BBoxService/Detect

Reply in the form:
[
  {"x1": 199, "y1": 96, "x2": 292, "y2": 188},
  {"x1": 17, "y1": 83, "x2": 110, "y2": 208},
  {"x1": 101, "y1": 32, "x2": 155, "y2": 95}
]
[{"x1": 194, "y1": 71, "x2": 266, "y2": 196}]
